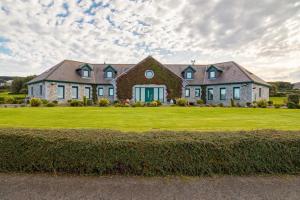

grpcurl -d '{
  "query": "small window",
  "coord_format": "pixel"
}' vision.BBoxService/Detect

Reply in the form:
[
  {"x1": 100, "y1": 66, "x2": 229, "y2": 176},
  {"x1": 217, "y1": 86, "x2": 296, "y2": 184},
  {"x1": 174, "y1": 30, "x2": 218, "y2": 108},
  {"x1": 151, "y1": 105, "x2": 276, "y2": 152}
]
[
  {"x1": 195, "y1": 88, "x2": 201, "y2": 97},
  {"x1": 145, "y1": 70, "x2": 154, "y2": 79},
  {"x1": 72, "y1": 86, "x2": 78, "y2": 99},
  {"x1": 106, "y1": 71, "x2": 113, "y2": 78},
  {"x1": 109, "y1": 88, "x2": 114, "y2": 96},
  {"x1": 84, "y1": 87, "x2": 91, "y2": 99},
  {"x1": 209, "y1": 71, "x2": 216, "y2": 79},
  {"x1": 98, "y1": 88, "x2": 103, "y2": 96},
  {"x1": 259, "y1": 88, "x2": 262, "y2": 98},
  {"x1": 57, "y1": 85, "x2": 65, "y2": 99},
  {"x1": 186, "y1": 72, "x2": 192, "y2": 79},
  {"x1": 31, "y1": 87, "x2": 34, "y2": 96},
  {"x1": 208, "y1": 88, "x2": 213, "y2": 100},
  {"x1": 83, "y1": 69, "x2": 90, "y2": 77},
  {"x1": 233, "y1": 87, "x2": 240, "y2": 100},
  {"x1": 185, "y1": 88, "x2": 190, "y2": 97},
  {"x1": 39, "y1": 85, "x2": 43, "y2": 96},
  {"x1": 220, "y1": 88, "x2": 226, "y2": 100}
]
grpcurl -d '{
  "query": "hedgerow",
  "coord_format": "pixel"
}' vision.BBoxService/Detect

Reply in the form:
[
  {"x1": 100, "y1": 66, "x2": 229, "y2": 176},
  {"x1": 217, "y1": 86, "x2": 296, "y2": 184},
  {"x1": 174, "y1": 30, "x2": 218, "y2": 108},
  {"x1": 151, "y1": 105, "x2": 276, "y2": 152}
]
[{"x1": 0, "y1": 129, "x2": 299, "y2": 176}]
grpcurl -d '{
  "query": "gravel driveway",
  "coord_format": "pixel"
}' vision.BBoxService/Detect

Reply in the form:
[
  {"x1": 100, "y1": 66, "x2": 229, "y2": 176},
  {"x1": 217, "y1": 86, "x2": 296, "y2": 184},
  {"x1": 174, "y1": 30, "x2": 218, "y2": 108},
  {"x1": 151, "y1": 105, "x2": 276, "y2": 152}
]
[{"x1": 0, "y1": 173, "x2": 299, "y2": 200}]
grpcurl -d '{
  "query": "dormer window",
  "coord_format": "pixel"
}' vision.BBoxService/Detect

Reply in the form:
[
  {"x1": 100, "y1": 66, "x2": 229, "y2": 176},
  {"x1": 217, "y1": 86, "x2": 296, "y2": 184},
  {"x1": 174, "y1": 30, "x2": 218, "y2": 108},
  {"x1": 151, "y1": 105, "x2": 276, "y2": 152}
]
[
  {"x1": 182, "y1": 66, "x2": 196, "y2": 80},
  {"x1": 83, "y1": 69, "x2": 90, "y2": 77},
  {"x1": 209, "y1": 71, "x2": 216, "y2": 79},
  {"x1": 76, "y1": 63, "x2": 93, "y2": 78},
  {"x1": 103, "y1": 65, "x2": 117, "y2": 79},
  {"x1": 106, "y1": 71, "x2": 113, "y2": 78},
  {"x1": 207, "y1": 65, "x2": 222, "y2": 80},
  {"x1": 186, "y1": 72, "x2": 192, "y2": 79}
]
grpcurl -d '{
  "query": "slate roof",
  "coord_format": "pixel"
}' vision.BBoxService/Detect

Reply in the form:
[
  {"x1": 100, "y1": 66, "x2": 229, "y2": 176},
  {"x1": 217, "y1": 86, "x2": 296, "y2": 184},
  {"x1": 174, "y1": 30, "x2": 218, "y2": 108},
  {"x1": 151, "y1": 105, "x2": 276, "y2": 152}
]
[{"x1": 28, "y1": 56, "x2": 270, "y2": 87}]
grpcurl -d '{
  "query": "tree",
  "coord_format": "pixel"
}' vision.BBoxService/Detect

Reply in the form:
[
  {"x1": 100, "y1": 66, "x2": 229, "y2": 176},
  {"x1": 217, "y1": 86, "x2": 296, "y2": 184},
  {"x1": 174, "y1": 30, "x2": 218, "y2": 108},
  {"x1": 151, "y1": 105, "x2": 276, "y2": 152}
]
[{"x1": 10, "y1": 75, "x2": 36, "y2": 94}]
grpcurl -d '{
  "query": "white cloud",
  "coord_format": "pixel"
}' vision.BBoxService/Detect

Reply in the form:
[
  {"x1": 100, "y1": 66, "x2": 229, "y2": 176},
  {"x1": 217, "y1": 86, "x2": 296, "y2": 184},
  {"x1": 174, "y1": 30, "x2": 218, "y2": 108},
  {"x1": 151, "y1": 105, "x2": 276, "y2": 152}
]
[{"x1": 0, "y1": 0, "x2": 299, "y2": 82}]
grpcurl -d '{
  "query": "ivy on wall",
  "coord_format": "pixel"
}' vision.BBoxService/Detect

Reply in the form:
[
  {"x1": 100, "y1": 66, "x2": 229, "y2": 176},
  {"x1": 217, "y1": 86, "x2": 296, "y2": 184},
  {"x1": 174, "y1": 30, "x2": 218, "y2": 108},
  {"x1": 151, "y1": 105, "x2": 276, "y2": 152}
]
[
  {"x1": 201, "y1": 85, "x2": 207, "y2": 104},
  {"x1": 92, "y1": 85, "x2": 98, "y2": 104},
  {"x1": 116, "y1": 57, "x2": 183, "y2": 101}
]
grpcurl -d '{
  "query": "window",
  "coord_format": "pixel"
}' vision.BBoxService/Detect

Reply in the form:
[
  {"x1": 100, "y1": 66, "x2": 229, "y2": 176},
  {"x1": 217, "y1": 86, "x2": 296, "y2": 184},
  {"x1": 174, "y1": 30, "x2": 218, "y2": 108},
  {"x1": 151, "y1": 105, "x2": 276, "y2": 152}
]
[
  {"x1": 233, "y1": 87, "x2": 240, "y2": 100},
  {"x1": 109, "y1": 88, "x2": 114, "y2": 96},
  {"x1": 84, "y1": 87, "x2": 91, "y2": 99},
  {"x1": 185, "y1": 88, "x2": 190, "y2": 97},
  {"x1": 31, "y1": 87, "x2": 34, "y2": 96},
  {"x1": 72, "y1": 86, "x2": 78, "y2": 99},
  {"x1": 39, "y1": 85, "x2": 43, "y2": 96},
  {"x1": 145, "y1": 70, "x2": 154, "y2": 79},
  {"x1": 220, "y1": 88, "x2": 226, "y2": 100},
  {"x1": 259, "y1": 88, "x2": 262, "y2": 98},
  {"x1": 195, "y1": 88, "x2": 201, "y2": 97},
  {"x1": 57, "y1": 85, "x2": 65, "y2": 99},
  {"x1": 106, "y1": 71, "x2": 113, "y2": 78},
  {"x1": 186, "y1": 72, "x2": 192, "y2": 79},
  {"x1": 83, "y1": 69, "x2": 90, "y2": 77},
  {"x1": 209, "y1": 71, "x2": 216, "y2": 79},
  {"x1": 208, "y1": 88, "x2": 213, "y2": 100},
  {"x1": 98, "y1": 88, "x2": 103, "y2": 96}
]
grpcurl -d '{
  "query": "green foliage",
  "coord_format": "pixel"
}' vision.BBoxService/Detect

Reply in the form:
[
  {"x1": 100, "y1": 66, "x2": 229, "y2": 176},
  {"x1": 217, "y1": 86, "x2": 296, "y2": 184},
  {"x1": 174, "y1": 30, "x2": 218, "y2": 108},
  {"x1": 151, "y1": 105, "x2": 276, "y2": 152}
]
[
  {"x1": 0, "y1": 97, "x2": 4, "y2": 104},
  {"x1": 1, "y1": 129, "x2": 300, "y2": 176},
  {"x1": 196, "y1": 99, "x2": 204, "y2": 105},
  {"x1": 52, "y1": 100, "x2": 58, "y2": 104},
  {"x1": 267, "y1": 100, "x2": 273, "y2": 106},
  {"x1": 87, "y1": 99, "x2": 93, "y2": 106},
  {"x1": 4, "y1": 96, "x2": 15, "y2": 104},
  {"x1": 230, "y1": 99, "x2": 235, "y2": 107},
  {"x1": 83, "y1": 96, "x2": 87, "y2": 106},
  {"x1": 70, "y1": 100, "x2": 84, "y2": 107},
  {"x1": 10, "y1": 76, "x2": 36, "y2": 94},
  {"x1": 41, "y1": 99, "x2": 49, "y2": 105},
  {"x1": 287, "y1": 102, "x2": 300, "y2": 109},
  {"x1": 176, "y1": 98, "x2": 188, "y2": 106},
  {"x1": 46, "y1": 102, "x2": 55, "y2": 107},
  {"x1": 274, "y1": 104, "x2": 282, "y2": 109},
  {"x1": 30, "y1": 98, "x2": 42, "y2": 107},
  {"x1": 288, "y1": 94, "x2": 299, "y2": 105},
  {"x1": 131, "y1": 101, "x2": 144, "y2": 107},
  {"x1": 99, "y1": 98, "x2": 110, "y2": 107},
  {"x1": 257, "y1": 100, "x2": 268, "y2": 108},
  {"x1": 92, "y1": 85, "x2": 98, "y2": 104}
]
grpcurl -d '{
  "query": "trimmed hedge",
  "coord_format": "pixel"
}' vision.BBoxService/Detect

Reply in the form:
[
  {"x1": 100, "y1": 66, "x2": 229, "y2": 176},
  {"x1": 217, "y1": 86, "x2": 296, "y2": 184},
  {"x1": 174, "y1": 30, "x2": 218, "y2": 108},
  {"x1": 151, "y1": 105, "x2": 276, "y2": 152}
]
[{"x1": 0, "y1": 129, "x2": 300, "y2": 176}]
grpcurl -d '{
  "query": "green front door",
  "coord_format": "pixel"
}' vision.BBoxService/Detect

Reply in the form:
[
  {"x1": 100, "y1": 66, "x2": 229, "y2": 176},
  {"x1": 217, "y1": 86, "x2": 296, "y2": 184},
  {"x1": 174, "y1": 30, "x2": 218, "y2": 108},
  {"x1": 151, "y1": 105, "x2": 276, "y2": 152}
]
[{"x1": 145, "y1": 88, "x2": 154, "y2": 102}]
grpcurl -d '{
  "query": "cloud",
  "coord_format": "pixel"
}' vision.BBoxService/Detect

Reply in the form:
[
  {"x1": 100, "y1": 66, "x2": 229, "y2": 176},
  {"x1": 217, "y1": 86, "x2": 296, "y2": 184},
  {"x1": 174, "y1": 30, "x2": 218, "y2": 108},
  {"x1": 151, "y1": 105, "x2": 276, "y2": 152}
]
[{"x1": 0, "y1": 0, "x2": 299, "y2": 82}]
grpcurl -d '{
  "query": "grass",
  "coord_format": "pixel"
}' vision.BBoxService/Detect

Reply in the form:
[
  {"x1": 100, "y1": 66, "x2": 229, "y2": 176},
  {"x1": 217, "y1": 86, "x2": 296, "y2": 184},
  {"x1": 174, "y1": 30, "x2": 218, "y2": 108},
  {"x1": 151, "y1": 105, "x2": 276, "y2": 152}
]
[
  {"x1": 270, "y1": 97, "x2": 287, "y2": 104},
  {"x1": 0, "y1": 91, "x2": 26, "y2": 98},
  {"x1": 0, "y1": 107, "x2": 300, "y2": 131}
]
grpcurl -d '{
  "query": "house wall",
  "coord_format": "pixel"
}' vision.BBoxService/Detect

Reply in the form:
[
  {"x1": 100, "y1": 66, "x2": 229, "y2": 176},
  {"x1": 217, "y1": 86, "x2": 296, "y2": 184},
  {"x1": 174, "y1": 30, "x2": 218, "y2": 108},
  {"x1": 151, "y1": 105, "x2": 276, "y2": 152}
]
[
  {"x1": 28, "y1": 82, "x2": 46, "y2": 99},
  {"x1": 251, "y1": 83, "x2": 269, "y2": 102},
  {"x1": 183, "y1": 86, "x2": 202, "y2": 103},
  {"x1": 205, "y1": 83, "x2": 253, "y2": 106}
]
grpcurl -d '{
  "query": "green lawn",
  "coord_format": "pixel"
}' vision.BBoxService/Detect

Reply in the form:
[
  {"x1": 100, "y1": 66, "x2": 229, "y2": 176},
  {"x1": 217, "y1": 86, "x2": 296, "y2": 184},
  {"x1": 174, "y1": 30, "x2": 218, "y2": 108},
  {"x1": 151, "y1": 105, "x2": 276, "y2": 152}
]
[
  {"x1": 270, "y1": 97, "x2": 287, "y2": 104},
  {"x1": 0, "y1": 91, "x2": 26, "y2": 98},
  {"x1": 0, "y1": 107, "x2": 300, "y2": 131}
]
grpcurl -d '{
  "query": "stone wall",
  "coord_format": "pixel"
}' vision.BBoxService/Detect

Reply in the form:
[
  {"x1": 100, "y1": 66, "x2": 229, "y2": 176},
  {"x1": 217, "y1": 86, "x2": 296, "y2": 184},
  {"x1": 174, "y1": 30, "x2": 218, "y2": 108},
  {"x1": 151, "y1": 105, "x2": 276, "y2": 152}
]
[
  {"x1": 252, "y1": 83, "x2": 269, "y2": 102},
  {"x1": 183, "y1": 86, "x2": 202, "y2": 103},
  {"x1": 28, "y1": 83, "x2": 46, "y2": 99}
]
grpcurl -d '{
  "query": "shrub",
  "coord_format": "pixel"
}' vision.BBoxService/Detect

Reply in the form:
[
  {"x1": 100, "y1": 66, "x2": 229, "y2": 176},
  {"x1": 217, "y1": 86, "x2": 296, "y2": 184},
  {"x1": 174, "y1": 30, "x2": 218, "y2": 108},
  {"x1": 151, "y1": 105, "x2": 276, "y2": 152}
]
[
  {"x1": 0, "y1": 97, "x2": 4, "y2": 104},
  {"x1": 99, "y1": 98, "x2": 110, "y2": 107},
  {"x1": 70, "y1": 100, "x2": 83, "y2": 107},
  {"x1": 41, "y1": 99, "x2": 49, "y2": 105},
  {"x1": 288, "y1": 94, "x2": 299, "y2": 105},
  {"x1": 30, "y1": 98, "x2": 42, "y2": 107},
  {"x1": 274, "y1": 104, "x2": 281, "y2": 109},
  {"x1": 230, "y1": 99, "x2": 235, "y2": 107},
  {"x1": 87, "y1": 99, "x2": 93, "y2": 106},
  {"x1": 176, "y1": 98, "x2": 188, "y2": 106},
  {"x1": 131, "y1": 101, "x2": 144, "y2": 107},
  {"x1": 197, "y1": 99, "x2": 204, "y2": 105},
  {"x1": 267, "y1": 100, "x2": 273, "y2": 106},
  {"x1": 257, "y1": 100, "x2": 267, "y2": 108},
  {"x1": 46, "y1": 102, "x2": 55, "y2": 107},
  {"x1": 287, "y1": 102, "x2": 300, "y2": 109},
  {"x1": 1, "y1": 129, "x2": 300, "y2": 176},
  {"x1": 149, "y1": 101, "x2": 158, "y2": 107},
  {"x1": 4, "y1": 97, "x2": 15, "y2": 104},
  {"x1": 246, "y1": 102, "x2": 252, "y2": 107},
  {"x1": 155, "y1": 100, "x2": 162, "y2": 106},
  {"x1": 52, "y1": 100, "x2": 58, "y2": 104},
  {"x1": 218, "y1": 103, "x2": 224, "y2": 107},
  {"x1": 83, "y1": 96, "x2": 87, "y2": 106}
]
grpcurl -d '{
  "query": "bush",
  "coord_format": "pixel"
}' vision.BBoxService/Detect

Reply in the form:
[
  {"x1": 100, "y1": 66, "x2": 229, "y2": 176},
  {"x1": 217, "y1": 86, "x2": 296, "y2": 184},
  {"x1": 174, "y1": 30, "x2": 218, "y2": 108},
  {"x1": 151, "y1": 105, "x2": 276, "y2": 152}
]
[
  {"x1": 257, "y1": 100, "x2": 268, "y2": 108},
  {"x1": 246, "y1": 102, "x2": 252, "y2": 107},
  {"x1": 176, "y1": 98, "x2": 188, "y2": 106},
  {"x1": 30, "y1": 98, "x2": 42, "y2": 107},
  {"x1": 230, "y1": 99, "x2": 235, "y2": 107},
  {"x1": 87, "y1": 99, "x2": 93, "y2": 106},
  {"x1": 267, "y1": 100, "x2": 273, "y2": 106},
  {"x1": 99, "y1": 98, "x2": 110, "y2": 107},
  {"x1": 70, "y1": 100, "x2": 83, "y2": 107},
  {"x1": 52, "y1": 100, "x2": 58, "y2": 104},
  {"x1": 83, "y1": 96, "x2": 87, "y2": 106},
  {"x1": 197, "y1": 99, "x2": 204, "y2": 105},
  {"x1": 1, "y1": 129, "x2": 300, "y2": 176},
  {"x1": 46, "y1": 102, "x2": 55, "y2": 107},
  {"x1": 4, "y1": 97, "x2": 15, "y2": 104},
  {"x1": 131, "y1": 101, "x2": 144, "y2": 107},
  {"x1": 287, "y1": 102, "x2": 300, "y2": 109},
  {"x1": 288, "y1": 94, "x2": 299, "y2": 105},
  {"x1": 41, "y1": 99, "x2": 49, "y2": 105},
  {"x1": 0, "y1": 97, "x2": 4, "y2": 104},
  {"x1": 274, "y1": 104, "x2": 282, "y2": 109},
  {"x1": 149, "y1": 101, "x2": 158, "y2": 107}
]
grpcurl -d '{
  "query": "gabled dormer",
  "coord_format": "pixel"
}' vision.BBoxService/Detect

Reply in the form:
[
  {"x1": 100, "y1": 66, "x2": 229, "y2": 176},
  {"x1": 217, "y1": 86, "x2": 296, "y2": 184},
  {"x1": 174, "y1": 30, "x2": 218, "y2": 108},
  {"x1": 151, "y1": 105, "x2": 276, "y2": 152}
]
[
  {"x1": 206, "y1": 65, "x2": 223, "y2": 80},
  {"x1": 103, "y1": 65, "x2": 117, "y2": 79},
  {"x1": 76, "y1": 64, "x2": 93, "y2": 78},
  {"x1": 181, "y1": 65, "x2": 196, "y2": 80}
]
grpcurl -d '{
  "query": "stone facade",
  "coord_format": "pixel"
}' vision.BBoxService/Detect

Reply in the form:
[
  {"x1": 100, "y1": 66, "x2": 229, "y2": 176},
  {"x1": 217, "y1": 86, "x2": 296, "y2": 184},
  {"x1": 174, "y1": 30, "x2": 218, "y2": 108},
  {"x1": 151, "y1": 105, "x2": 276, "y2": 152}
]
[
  {"x1": 251, "y1": 83, "x2": 269, "y2": 102},
  {"x1": 183, "y1": 86, "x2": 202, "y2": 103}
]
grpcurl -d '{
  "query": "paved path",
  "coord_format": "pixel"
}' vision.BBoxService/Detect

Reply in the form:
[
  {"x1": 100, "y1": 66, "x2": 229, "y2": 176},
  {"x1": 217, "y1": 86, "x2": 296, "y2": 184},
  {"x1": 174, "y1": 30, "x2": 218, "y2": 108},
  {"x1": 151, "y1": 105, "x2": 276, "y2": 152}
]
[{"x1": 0, "y1": 173, "x2": 300, "y2": 200}]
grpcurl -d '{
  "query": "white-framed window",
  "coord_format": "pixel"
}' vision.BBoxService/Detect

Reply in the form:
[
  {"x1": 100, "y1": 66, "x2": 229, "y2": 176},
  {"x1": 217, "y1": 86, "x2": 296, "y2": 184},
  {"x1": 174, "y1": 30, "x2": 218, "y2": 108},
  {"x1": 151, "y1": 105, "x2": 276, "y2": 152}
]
[
  {"x1": 72, "y1": 86, "x2": 79, "y2": 99},
  {"x1": 208, "y1": 88, "x2": 213, "y2": 100},
  {"x1": 109, "y1": 88, "x2": 114, "y2": 96},
  {"x1": 57, "y1": 85, "x2": 65, "y2": 99},
  {"x1": 84, "y1": 87, "x2": 91, "y2": 99},
  {"x1": 220, "y1": 88, "x2": 226, "y2": 100},
  {"x1": 83, "y1": 69, "x2": 90, "y2": 77},
  {"x1": 209, "y1": 71, "x2": 216, "y2": 79},
  {"x1": 185, "y1": 88, "x2": 190, "y2": 97},
  {"x1": 145, "y1": 70, "x2": 154, "y2": 79},
  {"x1": 233, "y1": 87, "x2": 240, "y2": 100},
  {"x1": 106, "y1": 71, "x2": 113, "y2": 78},
  {"x1": 186, "y1": 72, "x2": 192, "y2": 79},
  {"x1": 98, "y1": 88, "x2": 103, "y2": 96},
  {"x1": 195, "y1": 88, "x2": 201, "y2": 97}
]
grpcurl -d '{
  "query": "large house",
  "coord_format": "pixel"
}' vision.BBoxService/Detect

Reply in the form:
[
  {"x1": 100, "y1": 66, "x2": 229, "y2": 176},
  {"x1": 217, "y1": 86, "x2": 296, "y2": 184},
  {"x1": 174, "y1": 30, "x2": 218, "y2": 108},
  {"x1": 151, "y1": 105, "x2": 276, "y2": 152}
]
[{"x1": 27, "y1": 56, "x2": 270, "y2": 106}]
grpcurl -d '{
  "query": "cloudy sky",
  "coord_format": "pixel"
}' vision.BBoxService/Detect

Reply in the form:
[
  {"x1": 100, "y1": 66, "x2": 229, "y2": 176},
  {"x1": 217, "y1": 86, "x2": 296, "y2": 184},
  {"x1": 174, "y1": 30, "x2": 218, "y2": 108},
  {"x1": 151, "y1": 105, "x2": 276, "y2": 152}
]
[{"x1": 0, "y1": 0, "x2": 300, "y2": 82}]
